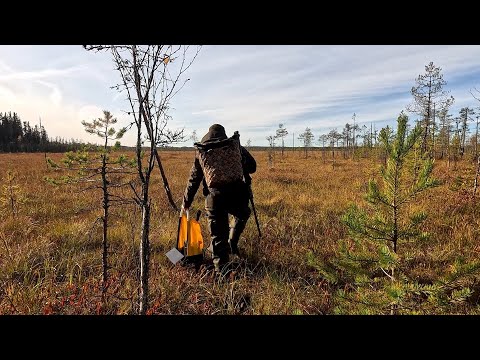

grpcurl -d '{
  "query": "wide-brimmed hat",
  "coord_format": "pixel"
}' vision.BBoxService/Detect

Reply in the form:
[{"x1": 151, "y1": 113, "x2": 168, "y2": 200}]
[{"x1": 201, "y1": 124, "x2": 227, "y2": 143}]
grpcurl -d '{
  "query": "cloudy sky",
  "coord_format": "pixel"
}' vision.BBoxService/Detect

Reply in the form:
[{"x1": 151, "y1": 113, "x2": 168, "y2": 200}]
[{"x1": 1, "y1": 45, "x2": 480, "y2": 147}]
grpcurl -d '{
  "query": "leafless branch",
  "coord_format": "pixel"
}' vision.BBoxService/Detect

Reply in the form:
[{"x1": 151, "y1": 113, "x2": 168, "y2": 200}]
[
  {"x1": 470, "y1": 87, "x2": 480, "y2": 102},
  {"x1": 129, "y1": 182, "x2": 142, "y2": 203}
]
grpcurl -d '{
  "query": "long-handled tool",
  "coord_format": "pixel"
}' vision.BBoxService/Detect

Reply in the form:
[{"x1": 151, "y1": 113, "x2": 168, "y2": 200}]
[
  {"x1": 234, "y1": 130, "x2": 261, "y2": 238},
  {"x1": 249, "y1": 187, "x2": 261, "y2": 238},
  {"x1": 245, "y1": 173, "x2": 261, "y2": 238}
]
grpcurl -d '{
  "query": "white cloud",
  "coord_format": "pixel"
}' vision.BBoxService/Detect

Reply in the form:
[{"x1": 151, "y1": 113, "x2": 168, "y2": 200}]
[
  {"x1": 35, "y1": 80, "x2": 62, "y2": 107},
  {"x1": 191, "y1": 108, "x2": 223, "y2": 115},
  {"x1": 2, "y1": 45, "x2": 480, "y2": 147},
  {"x1": 172, "y1": 45, "x2": 480, "y2": 145},
  {"x1": 0, "y1": 84, "x2": 16, "y2": 103},
  {"x1": 0, "y1": 60, "x2": 14, "y2": 74},
  {"x1": 0, "y1": 65, "x2": 86, "y2": 81}
]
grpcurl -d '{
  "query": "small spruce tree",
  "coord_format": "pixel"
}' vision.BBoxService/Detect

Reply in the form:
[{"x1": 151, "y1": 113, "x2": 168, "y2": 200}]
[
  {"x1": 315, "y1": 112, "x2": 480, "y2": 314},
  {"x1": 46, "y1": 110, "x2": 134, "y2": 300}
]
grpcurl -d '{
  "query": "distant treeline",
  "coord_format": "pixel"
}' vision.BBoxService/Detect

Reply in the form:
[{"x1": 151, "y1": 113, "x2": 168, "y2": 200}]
[{"x1": 0, "y1": 112, "x2": 84, "y2": 153}]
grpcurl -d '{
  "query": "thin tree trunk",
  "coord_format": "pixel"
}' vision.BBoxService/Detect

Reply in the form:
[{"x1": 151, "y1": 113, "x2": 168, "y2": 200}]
[
  {"x1": 332, "y1": 146, "x2": 335, "y2": 169},
  {"x1": 353, "y1": 113, "x2": 356, "y2": 153},
  {"x1": 461, "y1": 120, "x2": 466, "y2": 157},
  {"x1": 393, "y1": 206, "x2": 398, "y2": 253},
  {"x1": 101, "y1": 152, "x2": 109, "y2": 298},
  {"x1": 139, "y1": 129, "x2": 155, "y2": 315},
  {"x1": 393, "y1": 151, "x2": 400, "y2": 254},
  {"x1": 390, "y1": 162, "x2": 399, "y2": 316},
  {"x1": 390, "y1": 268, "x2": 396, "y2": 315},
  {"x1": 371, "y1": 123, "x2": 373, "y2": 150},
  {"x1": 475, "y1": 118, "x2": 479, "y2": 161},
  {"x1": 421, "y1": 86, "x2": 432, "y2": 154},
  {"x1": 432, "y1": 103, "x2": 436, "y2": 159},
  {"x1": 139, "y1": 190, "x2": 150, "y2": 315},
  {"x1": 447, "y1": 129, "x2": 451, "y2": 169},
  {"x1": 440, "y1": 117, "x2": 445, "y2": 160},
  {"x1": 473, "y1": 154, "x2": 480, "y2": 197}
]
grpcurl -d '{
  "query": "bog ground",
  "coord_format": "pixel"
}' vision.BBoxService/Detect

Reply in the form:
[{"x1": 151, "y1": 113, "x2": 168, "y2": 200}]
[{"x1": 1, "y1": 150, "x2": 479, "y2": 314}]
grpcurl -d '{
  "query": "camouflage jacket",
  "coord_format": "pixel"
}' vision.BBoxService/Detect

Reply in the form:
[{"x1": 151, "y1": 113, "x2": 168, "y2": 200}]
[{"x1": 183, "y1": 133, "x2": 256, "y2": 208}]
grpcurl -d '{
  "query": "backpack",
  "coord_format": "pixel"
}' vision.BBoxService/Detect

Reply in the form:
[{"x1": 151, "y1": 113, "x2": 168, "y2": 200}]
[
  {"x1": 196, "y1": 137, "x2": 244, "y2": 188},
  {"x1": 177, "y1": 210, "x2": 204, "y2": 259}
]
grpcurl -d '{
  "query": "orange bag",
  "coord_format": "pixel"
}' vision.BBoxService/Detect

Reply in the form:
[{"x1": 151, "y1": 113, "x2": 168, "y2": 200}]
[{"x1": 176, "y1": 209, "x2": 204, "y2": 258}]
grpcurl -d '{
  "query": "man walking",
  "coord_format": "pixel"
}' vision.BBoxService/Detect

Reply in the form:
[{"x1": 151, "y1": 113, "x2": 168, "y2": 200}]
[{"x1": 182, "y1": 124, "x2": 256, "y2": 273}]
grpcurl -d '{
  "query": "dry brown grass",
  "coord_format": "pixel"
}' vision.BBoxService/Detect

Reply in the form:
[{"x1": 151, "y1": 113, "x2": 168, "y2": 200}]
[{"x1": 0, "y1": 150, "x2": 479, "y2": 314}]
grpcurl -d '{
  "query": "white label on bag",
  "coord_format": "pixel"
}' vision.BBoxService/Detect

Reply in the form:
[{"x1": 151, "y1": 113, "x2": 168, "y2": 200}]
[{"x1": 166, "y1": 248, "x2": 184, "y2": 264}]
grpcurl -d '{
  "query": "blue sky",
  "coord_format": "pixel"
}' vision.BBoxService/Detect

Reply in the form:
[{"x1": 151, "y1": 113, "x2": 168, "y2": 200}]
[{"x1": 1, "y1": 45, "x2": 480, "y2": 147}]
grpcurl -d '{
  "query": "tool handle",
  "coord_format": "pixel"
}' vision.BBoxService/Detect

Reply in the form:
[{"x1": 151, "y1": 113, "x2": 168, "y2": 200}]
[{"x1": 180, "y1": 207, "x2": 190, "y2": 221}]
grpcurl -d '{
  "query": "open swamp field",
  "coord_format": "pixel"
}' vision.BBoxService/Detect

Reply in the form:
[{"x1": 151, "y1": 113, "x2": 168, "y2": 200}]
[{"x1": 1, "y1": 150, "x2": 479, "y2": 314}]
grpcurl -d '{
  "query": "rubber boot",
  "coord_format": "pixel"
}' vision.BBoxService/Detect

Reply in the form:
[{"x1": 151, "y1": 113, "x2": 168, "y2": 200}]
[
  {"x1": 228, "y1": 219, "x2": 247, "y2": 257},
  {"x1": 229, "y1": 227, "x2": 240, "y2": 256},
  {"x1": 213, "y1": 254, "x2": 229, "y2": 273}
]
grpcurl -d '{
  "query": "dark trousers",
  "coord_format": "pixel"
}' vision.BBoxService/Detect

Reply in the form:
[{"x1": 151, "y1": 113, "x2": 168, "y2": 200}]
[{"x1": 205, "y1": 181, "x2": 251, "y2": 264}]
